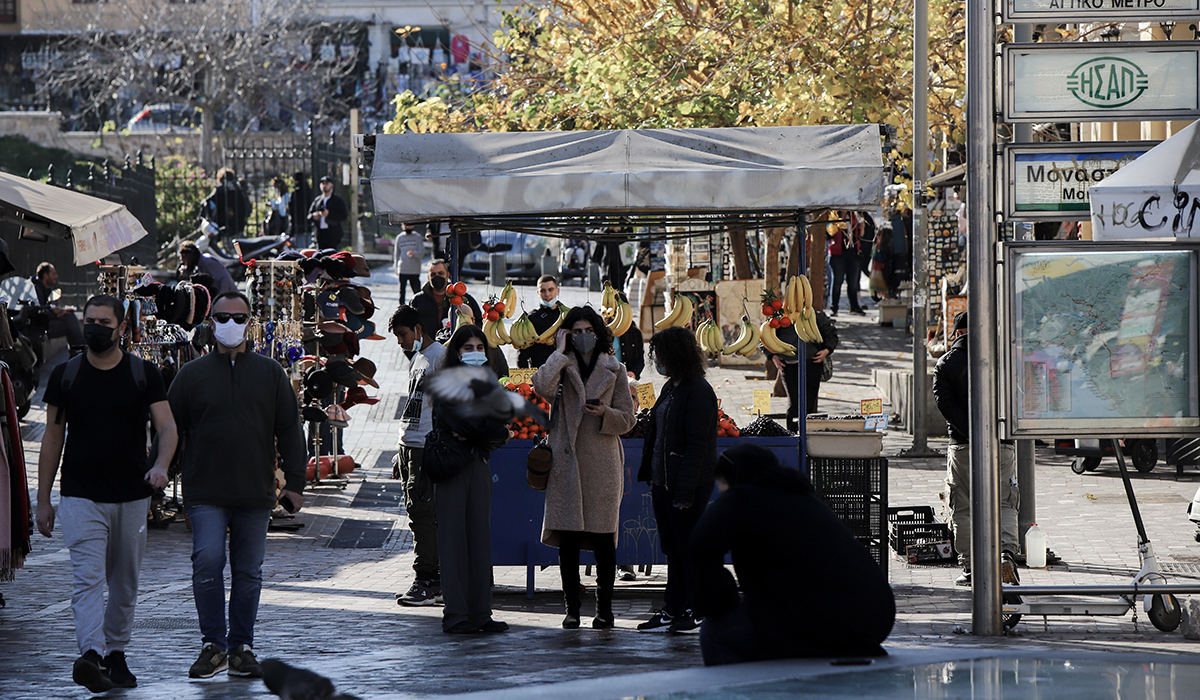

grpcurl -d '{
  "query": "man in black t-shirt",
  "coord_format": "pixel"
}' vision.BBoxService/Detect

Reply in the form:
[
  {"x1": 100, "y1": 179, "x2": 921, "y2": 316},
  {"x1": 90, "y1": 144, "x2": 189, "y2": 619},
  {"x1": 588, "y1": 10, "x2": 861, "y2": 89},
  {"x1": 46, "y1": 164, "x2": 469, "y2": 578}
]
[{"x1": 36, "y1": 294, "x2": 177, "y2": 693}]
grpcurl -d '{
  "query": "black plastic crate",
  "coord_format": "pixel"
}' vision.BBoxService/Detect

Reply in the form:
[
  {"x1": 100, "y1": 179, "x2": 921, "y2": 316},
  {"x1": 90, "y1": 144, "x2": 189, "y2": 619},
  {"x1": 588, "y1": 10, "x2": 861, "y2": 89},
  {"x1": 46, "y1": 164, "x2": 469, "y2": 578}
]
[
  {"x1": 820, "y1": 492, "x2": 883, "y2": 538},
  {"x1": 887, "y1": 505, "x2": 955, "y2": 557},
  {"x1": 809, "y1": 457, "x2": 886, "y2": 495}
]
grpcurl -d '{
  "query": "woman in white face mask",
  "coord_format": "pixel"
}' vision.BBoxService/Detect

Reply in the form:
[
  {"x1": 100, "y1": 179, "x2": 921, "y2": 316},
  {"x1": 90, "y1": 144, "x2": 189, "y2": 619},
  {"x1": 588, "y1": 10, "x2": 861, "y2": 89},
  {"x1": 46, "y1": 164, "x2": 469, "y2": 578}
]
[
  {"x1": 531, "y1": 306, "x2": 637, "y2": 630},
  {"x1": 430, "y1": 325, "x2": 510, "y2": 635}
]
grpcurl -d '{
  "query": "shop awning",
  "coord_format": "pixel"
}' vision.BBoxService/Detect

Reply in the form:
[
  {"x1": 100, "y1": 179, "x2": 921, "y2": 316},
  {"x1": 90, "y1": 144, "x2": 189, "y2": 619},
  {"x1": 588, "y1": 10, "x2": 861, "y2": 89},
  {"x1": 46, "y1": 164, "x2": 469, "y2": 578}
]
[
  {"x1": 1089, "y1": 120, "x2": 1199, "y2": 241},
  {"x1": 0, "y1": 170, "x2": 149, "y2": 266},
  {"x1": 370, "y1": 125, "x2": 885, "y2": 235}
]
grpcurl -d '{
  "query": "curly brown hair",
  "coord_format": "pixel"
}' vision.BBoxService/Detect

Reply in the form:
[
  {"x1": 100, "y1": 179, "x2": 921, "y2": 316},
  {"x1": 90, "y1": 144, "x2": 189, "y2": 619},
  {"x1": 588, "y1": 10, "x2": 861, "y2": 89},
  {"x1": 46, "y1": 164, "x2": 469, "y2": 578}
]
[{"x1": 648, "y1": 326, "x2": 706, "y2": 380}]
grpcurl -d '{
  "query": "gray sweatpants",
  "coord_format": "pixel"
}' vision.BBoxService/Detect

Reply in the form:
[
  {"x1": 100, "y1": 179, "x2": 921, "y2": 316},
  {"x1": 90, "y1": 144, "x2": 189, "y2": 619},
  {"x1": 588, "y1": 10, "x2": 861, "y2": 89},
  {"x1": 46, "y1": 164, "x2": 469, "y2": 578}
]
[
  {"x1": 946, "y1": 443, "x2": 1019, "y2": 568},
  {"x1": 59, "y1": 496, "x2": 150, "y2": 656},
  {"x1": 434, "y1": 455, "x2": 493, "y2": 630}
]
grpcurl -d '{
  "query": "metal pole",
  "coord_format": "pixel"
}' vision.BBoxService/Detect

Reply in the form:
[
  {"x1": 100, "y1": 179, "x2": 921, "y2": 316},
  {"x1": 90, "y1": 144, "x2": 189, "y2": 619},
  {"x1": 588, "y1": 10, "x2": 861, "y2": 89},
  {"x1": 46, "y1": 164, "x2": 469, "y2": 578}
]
[
  {"x1": 1011, "y1": 24, "x2": 1037, "y2": 555},
  {"x1": 902, "y1": 0, "x2": 940, "y2": 458},
  {"x1": 967, "y1": 0, "x2": 1003, "y2": 635},
  {"x1": 350, "y1": 108, "x2": 362, "y2": 254}
]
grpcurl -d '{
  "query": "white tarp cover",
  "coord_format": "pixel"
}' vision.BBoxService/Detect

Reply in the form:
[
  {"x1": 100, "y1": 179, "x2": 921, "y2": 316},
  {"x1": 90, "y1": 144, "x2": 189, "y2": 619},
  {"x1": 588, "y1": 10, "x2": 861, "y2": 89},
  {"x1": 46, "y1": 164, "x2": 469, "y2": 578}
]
[
  {"x1": 371, "y1": 125, "x2": 884, "y2": 221},
  {"x1": 0, "y1": 170, "x2": 149, "y2": 266},
  {"x1": 1090, "y1": 120, "x2": 1200, "y2": 240}
]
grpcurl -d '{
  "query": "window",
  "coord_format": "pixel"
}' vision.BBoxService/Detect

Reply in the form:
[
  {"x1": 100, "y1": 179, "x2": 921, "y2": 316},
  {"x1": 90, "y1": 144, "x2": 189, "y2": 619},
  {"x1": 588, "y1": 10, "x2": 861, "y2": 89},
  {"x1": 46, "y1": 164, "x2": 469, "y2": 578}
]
[{"x1": 0, "y1": 0, "x2": 15, "y2": 22}]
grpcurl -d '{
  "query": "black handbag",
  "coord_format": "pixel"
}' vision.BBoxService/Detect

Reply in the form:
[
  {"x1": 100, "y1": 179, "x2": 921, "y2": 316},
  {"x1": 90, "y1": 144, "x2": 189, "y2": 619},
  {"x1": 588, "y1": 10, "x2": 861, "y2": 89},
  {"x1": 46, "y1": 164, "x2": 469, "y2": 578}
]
[
  {"x1": 526, "y1": 378, "x2": 563, "y2": 491},
  {"x1": 422, "y1": 419, "x2": 474, "y2": 484}
]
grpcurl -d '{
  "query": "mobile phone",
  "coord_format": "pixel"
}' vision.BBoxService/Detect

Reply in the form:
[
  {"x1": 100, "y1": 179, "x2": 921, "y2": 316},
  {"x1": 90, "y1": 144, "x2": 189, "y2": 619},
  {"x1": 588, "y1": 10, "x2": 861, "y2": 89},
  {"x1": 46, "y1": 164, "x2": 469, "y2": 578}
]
[{"x1": 586, "y1": 399, "x2": 601, "y2": 406}]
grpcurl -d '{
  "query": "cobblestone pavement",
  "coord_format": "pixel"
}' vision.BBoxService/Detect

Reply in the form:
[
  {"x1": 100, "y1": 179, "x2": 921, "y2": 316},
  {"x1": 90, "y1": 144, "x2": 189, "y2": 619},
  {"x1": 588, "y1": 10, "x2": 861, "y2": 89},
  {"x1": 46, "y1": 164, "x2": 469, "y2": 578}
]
[{"x1": 1, "y1": 267, "x2": 1198, "y2": 699}]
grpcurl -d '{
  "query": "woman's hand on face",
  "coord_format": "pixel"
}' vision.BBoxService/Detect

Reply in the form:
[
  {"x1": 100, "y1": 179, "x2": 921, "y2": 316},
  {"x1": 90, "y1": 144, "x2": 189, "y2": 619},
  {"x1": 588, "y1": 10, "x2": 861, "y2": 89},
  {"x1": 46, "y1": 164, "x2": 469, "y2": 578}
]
[
  {"x1": 556, "y1": 328, "x2": 569, "y2": 354},
  {"x1": 582, "y1": 402, "x2": 606, "y2": 417}
]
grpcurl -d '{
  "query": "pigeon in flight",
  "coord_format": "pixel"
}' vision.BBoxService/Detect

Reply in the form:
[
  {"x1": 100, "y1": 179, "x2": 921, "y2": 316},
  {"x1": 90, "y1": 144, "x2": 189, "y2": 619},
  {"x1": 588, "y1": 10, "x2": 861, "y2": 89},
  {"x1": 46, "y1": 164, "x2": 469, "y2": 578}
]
[
  {"x1": 424, "y1": 365, "x2": 550, "y2": 426},
  {"x1": 262, "y1": 658, "x2": 360, "y2": 700}
]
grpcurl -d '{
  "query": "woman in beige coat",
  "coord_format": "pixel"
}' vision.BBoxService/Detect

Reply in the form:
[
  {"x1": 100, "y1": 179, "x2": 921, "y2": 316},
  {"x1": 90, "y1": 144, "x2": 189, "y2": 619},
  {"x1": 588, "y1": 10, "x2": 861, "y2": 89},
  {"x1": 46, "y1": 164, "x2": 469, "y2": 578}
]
[{"x1": 532, "y1": 305, "x2": 637, "y2": 630}]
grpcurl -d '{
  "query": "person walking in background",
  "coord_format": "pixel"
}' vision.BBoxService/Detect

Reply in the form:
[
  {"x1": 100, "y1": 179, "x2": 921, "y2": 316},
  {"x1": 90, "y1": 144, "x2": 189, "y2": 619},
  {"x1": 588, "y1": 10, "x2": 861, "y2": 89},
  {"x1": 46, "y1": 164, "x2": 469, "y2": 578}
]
[
  {"x1": 32, "y1": 262, "x2": 85, "y2": 349},
  {"x1": 636, "y1": 327, "x2": 719, "y2": 633},
  {"x1": 766, "y1": 309, "x2": 837, "y2": 429},
  {"x1": 201, "y1": 168, "x2": 251, "y2": 239},
  {"x1": 432, "y1": 325, "x2": 511, "y2": 634},
  {"x1": 288, "y1": 172, "x2": 312, "y2": 248},
  {"x1": 532, "y1": 306, "x2": 637, "y2": 629},
  {"x1": 692, "y1": 444, "x2": 895, "y2": 665},
  {"x1": 177, "y1": 241, "x2": 237, "y2": 297},
  {"x1": 36, "y1": 294, "x2": 176, "y2": 693},
  {"x1": 167, "y1": 292, "x2": 307, "y2": 680},
  {"x1": 390, "y1": 305, "x2": 447, "y2": 607},
  {"x1": 265, "y1": 176, "x2": 290, "y2": 237},
  {"x1": 308, "y1": 175, "x2": 348, "y2": 250},
  {"x1": 827, "y1": 214, "x2": 865, "y2": 316},
  {"x1": 518, "y1": 274, "x2": 567, "y2": 369},
  {"x1": 395, "y1": 224, "x2": 424, "y2": 304},
  {"x1": 932, "y1": 311, "x2": 1020, "y2": 588}
]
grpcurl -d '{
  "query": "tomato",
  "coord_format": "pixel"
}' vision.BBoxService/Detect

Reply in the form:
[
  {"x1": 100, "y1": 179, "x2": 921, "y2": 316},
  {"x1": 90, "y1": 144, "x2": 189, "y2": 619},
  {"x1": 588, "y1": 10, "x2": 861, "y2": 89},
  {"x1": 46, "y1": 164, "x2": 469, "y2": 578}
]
[
  {"x1": 449, "y1": 295, "x2": 464, "y2": 306},
  {"x1": 779, "y1": 317, "x2": 792, "y2": 327},
  {"x1": 769, "y1": 318, "x2": 781, "y2": 328},
  {"x1": 494, "y1": 302, "x2": 505, "y2": 313},
  {"x1": 761, "y1": 303, "x2": 773, "y2": 316},
  {"x1": 771, "y1": 299, "x2": 784, "y2": 310},
  {"x1": 482, "y1": 302, "x2": 492, "y2": 312},
  {"x1": 487, "y1": 310, "x2": 501, "y2": 322},
  {"x1": 452, "y1": 281, "x2": 467, "y2": 296}
]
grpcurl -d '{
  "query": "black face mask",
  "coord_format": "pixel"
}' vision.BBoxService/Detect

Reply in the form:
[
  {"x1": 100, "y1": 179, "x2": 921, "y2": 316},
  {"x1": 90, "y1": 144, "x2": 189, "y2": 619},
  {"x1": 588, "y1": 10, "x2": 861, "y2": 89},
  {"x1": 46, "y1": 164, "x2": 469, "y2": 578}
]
[
  {"x1": 430, "y1": 276, "x2": 448, "y2": 291},
  {"x1": 84, "y1": 323, "x2": 117, "y2": 353}
]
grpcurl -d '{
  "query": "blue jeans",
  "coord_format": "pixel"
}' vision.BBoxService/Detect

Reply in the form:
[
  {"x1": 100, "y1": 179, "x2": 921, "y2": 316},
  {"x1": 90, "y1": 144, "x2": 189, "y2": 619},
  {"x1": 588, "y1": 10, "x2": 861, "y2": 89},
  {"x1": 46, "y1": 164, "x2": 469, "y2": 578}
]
[{"x1": 188, "y1": 505, "x2": 271, "y2": 649}]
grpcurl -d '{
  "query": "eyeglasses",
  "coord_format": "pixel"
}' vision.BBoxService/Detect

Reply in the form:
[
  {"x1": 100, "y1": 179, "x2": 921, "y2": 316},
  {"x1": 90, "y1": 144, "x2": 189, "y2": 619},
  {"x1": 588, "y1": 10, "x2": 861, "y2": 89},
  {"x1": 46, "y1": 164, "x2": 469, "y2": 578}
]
[
  {"x1": 570, "y1": 328, "x2": 595, "y2": 336},
  {"x1": 213, "y1": 313, "x2": 250, "y2": 324}
]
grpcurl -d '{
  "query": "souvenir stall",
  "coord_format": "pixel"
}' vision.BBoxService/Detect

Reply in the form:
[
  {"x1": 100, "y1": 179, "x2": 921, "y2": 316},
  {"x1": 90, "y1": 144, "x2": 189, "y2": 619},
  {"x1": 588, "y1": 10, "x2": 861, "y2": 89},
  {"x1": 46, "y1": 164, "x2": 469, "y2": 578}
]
[{"x1": 369, "y1": 125, "x2": 887, "y2": 587}]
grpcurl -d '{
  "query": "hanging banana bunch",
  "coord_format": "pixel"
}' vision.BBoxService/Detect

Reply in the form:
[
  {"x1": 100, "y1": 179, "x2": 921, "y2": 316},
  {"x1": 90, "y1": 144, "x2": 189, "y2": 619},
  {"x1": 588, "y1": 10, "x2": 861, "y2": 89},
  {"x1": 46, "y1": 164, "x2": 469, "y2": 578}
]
[
  {"x1": 722, "y1": 315, "x2": 761, "y2": 357},
  {"x1": 605, "y1": 297, "x2": 634, "y2": 337},
  {"x1": 654, "y1": 292, "x2": 694, "y2": 330},
  {"x1": 508, "y1": 312, "x2": 537, "y2": 349},
  {"x1": 695, "y1": 318, "x2": 724, "y2": 355}
]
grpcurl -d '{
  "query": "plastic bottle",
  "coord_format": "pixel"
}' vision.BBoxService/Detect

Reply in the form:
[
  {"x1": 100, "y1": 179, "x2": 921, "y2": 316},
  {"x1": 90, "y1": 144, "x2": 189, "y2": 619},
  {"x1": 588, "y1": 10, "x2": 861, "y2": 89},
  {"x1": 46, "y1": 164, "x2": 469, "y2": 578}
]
[{"x1": 1026, "y1": 523, "x2": 1047, "y2": 568}]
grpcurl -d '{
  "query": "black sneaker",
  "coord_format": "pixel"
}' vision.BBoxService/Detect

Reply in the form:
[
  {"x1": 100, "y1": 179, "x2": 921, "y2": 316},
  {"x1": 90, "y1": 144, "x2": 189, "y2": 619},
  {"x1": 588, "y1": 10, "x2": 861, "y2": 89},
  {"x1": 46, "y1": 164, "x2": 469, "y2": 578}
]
[
  {"x1": 954, "y1": 569, "x2": 972, "y2": 587},
  {"x1": 188, "y1": 643, "x2": 228, "y2": 679},
  {"x1": 478, "y1": 620, "x2": 510, "y2": 634},
  {"x1": 103, "y1": 651, "x2": 137, "y2": 688},
  {"x1": 1001, "y1": 552, "x2": 1021, "y2": 586},
  {"x1": 398, "y1": 579, "x2": 440, "y2": 607},
  {"x1": 636, "y1": 609, "x2": 674, "y2": 632},
  {"x1": 72, "y1": 650, "x2": 114, "y2": 693},
  {"x1": 228, "y1": 644, "x2": 263, "y2": 678},
  {"x1": 669, "y1": 610, "x2": 701, "y2": 634}
]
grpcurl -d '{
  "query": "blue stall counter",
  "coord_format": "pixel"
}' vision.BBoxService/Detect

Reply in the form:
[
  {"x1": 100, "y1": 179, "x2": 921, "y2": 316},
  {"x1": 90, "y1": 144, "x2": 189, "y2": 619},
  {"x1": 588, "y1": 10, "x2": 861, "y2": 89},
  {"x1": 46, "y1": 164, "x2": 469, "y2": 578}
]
[{"x1": 488, "y1": 436, "x2": 800, "y2": 595}]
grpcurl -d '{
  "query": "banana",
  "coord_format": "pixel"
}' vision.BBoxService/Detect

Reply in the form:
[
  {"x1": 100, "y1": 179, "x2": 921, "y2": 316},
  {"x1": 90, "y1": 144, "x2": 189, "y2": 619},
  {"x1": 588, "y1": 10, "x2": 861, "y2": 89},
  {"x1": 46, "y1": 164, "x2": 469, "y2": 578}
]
[
  {"x1": 760, "y1": 321, "x2": 797, "y2": 357},
  {"x1": 497, "y1": 318, "x2": 512, "y2": 345},
  {"x1": 723, "y1": 316, "x2": 753, "y2": 355},
  {"x1": 737, "y1": 323, "x2": 760, "y2": 356},
  {"x1": 535, "y1": 306, "x2": 567, "y2": 344},
  {"x1": 456, "y1": 308, "x2": 474, "y2": 327},
  {"x1": 711, "y1": 320, "x2": 723, "y2": 354},
  {"x1": 803, "y1": 308, "x2": 823, "y2": 343},
  {"x1": 512, "y1": 312, "x2": 533, "y2": 348},
  {"x1": 499, "y1": 282, "x2": 516, "y2": 318},
  {"x1": 606, "y1": 300, "x2": 623, "y2": 334},
  {"x1": 694, "y1": 320, "x2": 709, "y2": 353},
  {"x1": 483, "y1": 319, "x2": 500, "y2": 346},
  {"x1": 655, "y1": 293, "x2": 685, "y2": 329},
  {"x1": 799, "y1": 274, "x2": 813, "y2": 315},
  {"x1": 607, "y1": 300, "x2": 633, "y2": 337},
  {"x1": 672, "y1": 293, "x2": 694, "y2": 328},
  {"x1": 601, "y1": 281, "x2": 616, "y2": 315}
]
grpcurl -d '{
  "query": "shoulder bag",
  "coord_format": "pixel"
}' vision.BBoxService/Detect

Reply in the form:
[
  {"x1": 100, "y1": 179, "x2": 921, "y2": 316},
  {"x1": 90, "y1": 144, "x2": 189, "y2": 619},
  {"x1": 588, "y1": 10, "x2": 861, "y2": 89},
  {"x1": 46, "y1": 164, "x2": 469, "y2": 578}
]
[
  {"x1": 526, "y1": 378, "x2": 564, "y2": 491},
  {"x1": 821, "y1": 354, "x2": 834, "y2": 382},
  {"x1": 423, "y1": 416, "x2": 474, "y2": 484}
]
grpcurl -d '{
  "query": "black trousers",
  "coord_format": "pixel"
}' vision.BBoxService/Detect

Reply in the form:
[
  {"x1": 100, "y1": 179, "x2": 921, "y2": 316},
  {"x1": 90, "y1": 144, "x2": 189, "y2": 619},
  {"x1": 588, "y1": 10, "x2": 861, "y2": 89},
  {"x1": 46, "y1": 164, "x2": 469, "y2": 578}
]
[
  {"x1": 829, "y1": 253, "x2": 862, "y2": 312},
  {"x1": 398, "y1": 274, "x2": 421, "y2": 304},
  {"x1": 652, "y1": 482, "x2": 713, "y2": 617},
  {"x1": 558, "y1": 531, "x2": 616, "y2": 618}
]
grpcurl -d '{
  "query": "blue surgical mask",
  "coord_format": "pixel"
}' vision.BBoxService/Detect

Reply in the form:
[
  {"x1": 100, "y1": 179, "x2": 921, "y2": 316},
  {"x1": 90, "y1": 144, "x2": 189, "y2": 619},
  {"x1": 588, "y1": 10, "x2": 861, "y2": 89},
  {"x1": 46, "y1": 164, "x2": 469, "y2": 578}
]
[
  {"x1": 655, "y1": 360, "x2": 668, "y2": 376},
  {"x1": 461, "y1": 351, "x2": 488, "y2": 366},
  {"x1": 541, "y1": 299, "x2": 557, "y2": 308},
  {"x1": 412, "y1": 337, "x2": 423, "y2": 354}
]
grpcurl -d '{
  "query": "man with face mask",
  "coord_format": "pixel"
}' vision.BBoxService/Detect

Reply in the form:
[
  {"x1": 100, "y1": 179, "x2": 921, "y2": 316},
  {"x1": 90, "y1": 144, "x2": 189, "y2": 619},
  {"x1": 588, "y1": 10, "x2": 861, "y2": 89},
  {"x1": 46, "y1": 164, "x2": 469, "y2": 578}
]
[
  {"x1": 517, "y1": 274, "x2": 567, "y2": 369},
  {"x1": 37, "y1": 295, "x2": 177, "y2": 692},
  {"x1": 166, "y1": 292, "x2": 307, "y2": 681},
  {"x1": 388, "y1": 305, "x2": 447, "y2": 605}
]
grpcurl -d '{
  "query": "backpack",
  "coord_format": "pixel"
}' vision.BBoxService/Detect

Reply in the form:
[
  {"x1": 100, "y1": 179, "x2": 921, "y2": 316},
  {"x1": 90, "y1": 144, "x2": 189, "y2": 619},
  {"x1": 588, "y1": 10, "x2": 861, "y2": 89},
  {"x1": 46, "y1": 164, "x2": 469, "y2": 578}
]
[{"x1": 55, "y1": 353, "x2": 147, "y2": 425}]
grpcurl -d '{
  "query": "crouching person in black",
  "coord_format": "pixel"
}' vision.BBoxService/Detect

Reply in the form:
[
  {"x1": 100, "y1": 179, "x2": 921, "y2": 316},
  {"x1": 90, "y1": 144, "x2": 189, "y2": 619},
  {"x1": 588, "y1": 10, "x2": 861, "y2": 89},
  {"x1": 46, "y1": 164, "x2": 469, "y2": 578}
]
[{"x1": 691, "y1": 444, "x2": 895, "y2": 665}]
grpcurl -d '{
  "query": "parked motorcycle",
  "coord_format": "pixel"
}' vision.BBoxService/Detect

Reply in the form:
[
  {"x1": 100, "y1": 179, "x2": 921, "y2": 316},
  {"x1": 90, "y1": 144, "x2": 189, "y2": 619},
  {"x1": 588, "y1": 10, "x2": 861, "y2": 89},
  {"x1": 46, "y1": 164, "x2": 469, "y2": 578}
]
[
  {"x1": 195, "y1": 218, "x2": 291, "y2": 279},
  {"x1": 0, "y1": 277, "x2": 52, "y2": 418}
]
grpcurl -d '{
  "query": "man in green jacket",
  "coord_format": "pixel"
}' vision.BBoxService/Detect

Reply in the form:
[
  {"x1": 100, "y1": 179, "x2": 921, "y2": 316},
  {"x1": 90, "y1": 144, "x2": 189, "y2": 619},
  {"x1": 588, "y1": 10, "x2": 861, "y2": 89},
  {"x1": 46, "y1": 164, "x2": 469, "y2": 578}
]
[{"x1": 167, "y1": 291, "x2": 306, "y2": 681}]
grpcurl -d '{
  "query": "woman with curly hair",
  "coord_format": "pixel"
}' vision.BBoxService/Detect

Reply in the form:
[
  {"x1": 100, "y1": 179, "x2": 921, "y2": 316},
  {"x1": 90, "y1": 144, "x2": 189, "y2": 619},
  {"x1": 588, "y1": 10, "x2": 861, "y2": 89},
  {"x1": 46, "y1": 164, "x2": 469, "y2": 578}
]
[
  {"x1": 532, "y1": 305, "x2": 637, "y2": 629},
  {"x1": 636, "y1": 326, "x2": 719, "y2": 633}
]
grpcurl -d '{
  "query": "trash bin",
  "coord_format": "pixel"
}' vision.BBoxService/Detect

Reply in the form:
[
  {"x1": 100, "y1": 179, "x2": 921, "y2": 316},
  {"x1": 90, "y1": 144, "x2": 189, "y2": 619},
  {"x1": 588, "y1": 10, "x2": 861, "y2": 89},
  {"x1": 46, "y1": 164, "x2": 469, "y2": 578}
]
[{"x1": 490, "y1": 253, "x2": 507, "y2": 287}]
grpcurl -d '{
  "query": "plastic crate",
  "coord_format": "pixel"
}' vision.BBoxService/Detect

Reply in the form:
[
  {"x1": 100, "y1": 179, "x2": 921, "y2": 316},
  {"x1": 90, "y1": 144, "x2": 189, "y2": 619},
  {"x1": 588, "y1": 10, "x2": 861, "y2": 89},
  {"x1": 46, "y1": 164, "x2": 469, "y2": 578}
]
[
  {"x1": 820, "y1": 492, "x2": 884, "y2": 539},
  {"x1": 857, "y1": 536, "x2": 888, "y2": 573},
  {"x1": 888, "y1": 505, "x2": 955, "y2": 557},
  {"x1": 808, "y1": 457, "x2": 886, "y2": 495}
]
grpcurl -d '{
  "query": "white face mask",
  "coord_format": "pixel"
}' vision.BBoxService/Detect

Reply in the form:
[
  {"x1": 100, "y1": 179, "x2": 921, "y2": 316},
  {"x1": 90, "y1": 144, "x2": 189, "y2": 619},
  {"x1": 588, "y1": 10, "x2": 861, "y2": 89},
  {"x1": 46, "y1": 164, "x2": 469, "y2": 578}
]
[
  {"x1": 214, "y1": 318, "x2": 249, "y2": 348},
  {"x1": 461, "y1": 351, "x2": 488, "y2": 366}
]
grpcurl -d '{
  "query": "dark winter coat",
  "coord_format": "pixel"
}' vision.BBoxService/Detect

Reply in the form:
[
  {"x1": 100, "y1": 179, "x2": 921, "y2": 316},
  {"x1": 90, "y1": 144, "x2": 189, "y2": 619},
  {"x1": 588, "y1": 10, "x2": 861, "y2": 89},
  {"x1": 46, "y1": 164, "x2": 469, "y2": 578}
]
[
  {"x1": 766, "y1": 312, "x2": 838, "y2": 366},
  {"x1": 637, "y1": 376, "x2": 718, "y2": 506},
  {"x1": 932, "y1": 334, "x2": 970, "y2": 444},
  {"x1": 616, "y1": 322, "x2": 645, "y2": 380}
]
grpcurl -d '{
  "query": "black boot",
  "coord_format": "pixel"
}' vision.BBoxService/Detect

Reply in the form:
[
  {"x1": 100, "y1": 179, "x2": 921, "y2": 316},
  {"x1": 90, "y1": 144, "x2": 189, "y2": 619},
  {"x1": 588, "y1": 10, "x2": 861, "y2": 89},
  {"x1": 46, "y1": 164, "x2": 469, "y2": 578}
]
[{"x1": 593, "y1": 566, "x2": 615, "y2": 628}]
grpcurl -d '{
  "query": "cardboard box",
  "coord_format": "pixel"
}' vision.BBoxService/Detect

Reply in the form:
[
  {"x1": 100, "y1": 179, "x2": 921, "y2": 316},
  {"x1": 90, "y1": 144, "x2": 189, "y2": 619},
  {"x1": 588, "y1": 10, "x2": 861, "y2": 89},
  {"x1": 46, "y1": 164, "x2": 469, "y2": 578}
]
[{"x1": 906, "y1": 541, "x2": 954, "y2": 563}]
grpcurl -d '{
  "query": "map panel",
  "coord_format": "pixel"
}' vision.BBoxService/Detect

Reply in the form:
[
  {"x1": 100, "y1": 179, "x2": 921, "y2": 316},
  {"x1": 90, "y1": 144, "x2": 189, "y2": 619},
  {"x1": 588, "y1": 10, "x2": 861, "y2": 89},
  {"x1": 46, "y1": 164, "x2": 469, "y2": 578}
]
[{"x1": 1012, "y1": 249, "x2": 1197, "y2": 431}]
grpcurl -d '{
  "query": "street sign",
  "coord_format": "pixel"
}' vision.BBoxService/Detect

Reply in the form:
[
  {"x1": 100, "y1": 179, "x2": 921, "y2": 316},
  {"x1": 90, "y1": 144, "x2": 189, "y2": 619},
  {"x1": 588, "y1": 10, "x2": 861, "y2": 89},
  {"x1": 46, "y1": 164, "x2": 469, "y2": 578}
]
[
  {"x1": 1003, "y1": 142, "x2": 1157, "y2": 221},
  {"x1": 1002, "y1": 0, "x2": 1200, "y2": 23},
  {"x1": 1003, "y1": 42, "x2": 1200, "y2": 122}
]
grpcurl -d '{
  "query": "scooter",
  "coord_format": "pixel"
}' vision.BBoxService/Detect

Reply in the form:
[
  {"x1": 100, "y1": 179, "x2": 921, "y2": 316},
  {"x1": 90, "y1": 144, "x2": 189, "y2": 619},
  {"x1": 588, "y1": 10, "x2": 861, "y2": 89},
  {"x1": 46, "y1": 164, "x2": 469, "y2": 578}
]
[{"x1": 196, "y1": 218, "x2": 291, "y2": 279}]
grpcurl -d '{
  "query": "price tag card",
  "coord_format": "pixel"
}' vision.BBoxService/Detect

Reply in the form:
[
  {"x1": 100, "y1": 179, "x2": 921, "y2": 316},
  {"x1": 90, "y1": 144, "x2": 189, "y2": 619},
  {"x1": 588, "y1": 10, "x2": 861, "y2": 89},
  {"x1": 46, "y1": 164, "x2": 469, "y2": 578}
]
[
  {"x1": 860, "y1": 398, "x2": 883, "y2": 416},
  {"x1": 636, "y1": 383, "x2": 657, "y2": 408},
  {"x1": 508, "y1": 368, "x2": 536, "y2": 386},
  {"x1": 865, "y1": 414, "x2": 890, "y2": 430},
  {"x1": 753, "y1": 389, "x2": 771, "y2": 415}
]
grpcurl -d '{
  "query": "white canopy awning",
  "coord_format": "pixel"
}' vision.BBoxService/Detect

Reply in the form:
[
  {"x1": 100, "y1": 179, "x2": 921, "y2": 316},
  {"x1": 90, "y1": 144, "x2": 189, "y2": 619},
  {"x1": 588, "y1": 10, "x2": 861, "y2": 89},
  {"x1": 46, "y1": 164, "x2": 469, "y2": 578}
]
[
  {"x1": 371, "y1": 125, "x2": 884, "y2": 224},
  {"x1": 1089, "y1": 120, "x2": 1200, "y2": 241},
  {"x1": 0, "y1": 170, "x2": 149, "y2": 266}
]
